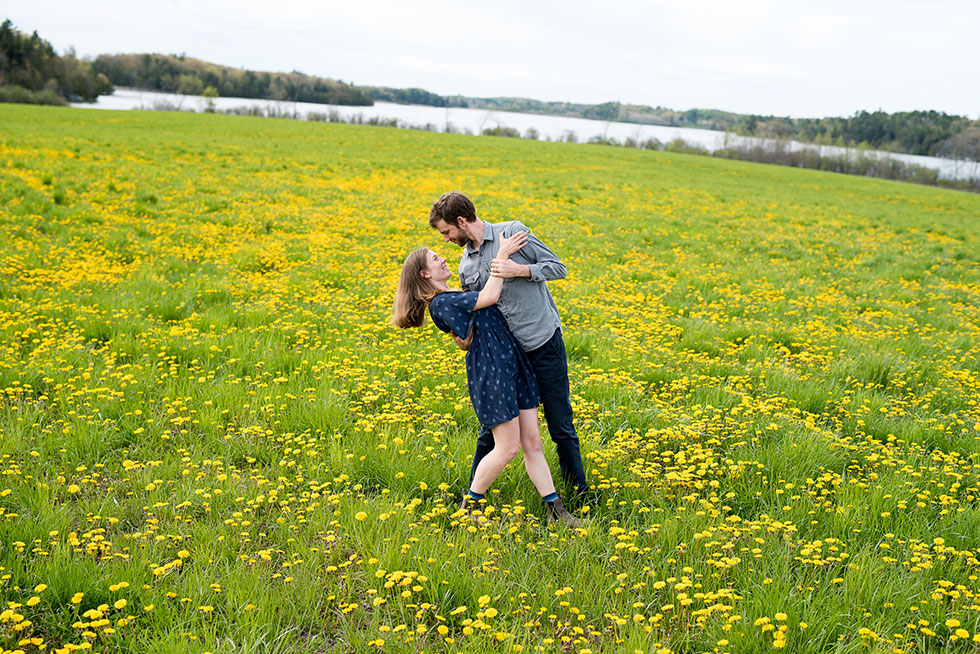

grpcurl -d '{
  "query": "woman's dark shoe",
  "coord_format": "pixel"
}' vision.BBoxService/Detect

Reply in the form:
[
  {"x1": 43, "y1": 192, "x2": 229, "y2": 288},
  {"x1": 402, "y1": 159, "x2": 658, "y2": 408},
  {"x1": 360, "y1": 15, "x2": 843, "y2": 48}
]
[{"x1": 545, "y1": 497, "x2": 581, "y2": 528}]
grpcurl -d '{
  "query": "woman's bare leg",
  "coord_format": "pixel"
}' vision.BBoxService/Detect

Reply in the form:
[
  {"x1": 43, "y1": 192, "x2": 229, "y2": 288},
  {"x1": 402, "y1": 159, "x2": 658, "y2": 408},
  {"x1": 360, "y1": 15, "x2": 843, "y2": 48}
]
[
  {"x1": 518, "y1": 408, "x2": 557, "y2": 497},
  {"x1": 469, "y1": 416, "x2": 521, "y2": 494}
]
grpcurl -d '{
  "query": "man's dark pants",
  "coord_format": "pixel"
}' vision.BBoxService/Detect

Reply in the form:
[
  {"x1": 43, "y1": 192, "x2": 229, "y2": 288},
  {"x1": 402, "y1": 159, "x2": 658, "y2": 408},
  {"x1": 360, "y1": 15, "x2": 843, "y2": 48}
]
[{"x1": 469, "y1": 328, "x2": 587, "y2": 493}]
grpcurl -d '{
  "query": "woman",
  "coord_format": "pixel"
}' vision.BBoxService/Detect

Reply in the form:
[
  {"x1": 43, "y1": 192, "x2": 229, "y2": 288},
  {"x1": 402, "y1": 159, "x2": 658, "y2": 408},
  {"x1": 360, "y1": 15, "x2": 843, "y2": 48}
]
[{"x1": 392, "y1": 231, "x2": 579, "y2": 526}]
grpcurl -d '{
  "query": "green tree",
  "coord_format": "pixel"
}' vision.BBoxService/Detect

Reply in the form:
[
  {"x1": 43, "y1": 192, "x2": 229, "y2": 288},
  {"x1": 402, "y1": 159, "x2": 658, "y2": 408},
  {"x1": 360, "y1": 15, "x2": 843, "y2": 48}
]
[
  {"x1": 937, "y1": 126, "x2": 980, "y2": 162},
  {"x1": 0, "y1": 19, "x2": 113, "y2": 104},
  {"x1": 176, "y1": 73, "x2": 203, "y2": 96},
  {"x1": 202, "y1": 85, "x2": 218, "y2": 113}
]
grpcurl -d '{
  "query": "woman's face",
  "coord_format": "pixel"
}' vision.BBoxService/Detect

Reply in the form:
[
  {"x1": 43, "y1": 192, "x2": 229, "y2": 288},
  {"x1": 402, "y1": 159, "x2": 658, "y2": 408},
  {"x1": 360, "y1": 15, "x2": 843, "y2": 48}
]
[{"x1": 422, "y1": 249, "x2": 451, "y2": 283}]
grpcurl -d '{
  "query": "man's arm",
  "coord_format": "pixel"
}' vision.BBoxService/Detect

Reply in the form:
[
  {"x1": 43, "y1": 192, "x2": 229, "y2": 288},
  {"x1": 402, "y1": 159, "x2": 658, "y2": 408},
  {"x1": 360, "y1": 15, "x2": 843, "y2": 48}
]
[{"x1": 490, "y1": 221, "x2": 567, "y2": 282}]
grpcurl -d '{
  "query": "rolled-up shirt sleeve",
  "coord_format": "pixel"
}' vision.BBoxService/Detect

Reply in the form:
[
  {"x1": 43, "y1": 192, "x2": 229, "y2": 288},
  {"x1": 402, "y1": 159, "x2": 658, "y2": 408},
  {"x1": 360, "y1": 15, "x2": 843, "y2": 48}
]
[{"x1": 509, "y1": 221, "x2": 567, "y2": 283}]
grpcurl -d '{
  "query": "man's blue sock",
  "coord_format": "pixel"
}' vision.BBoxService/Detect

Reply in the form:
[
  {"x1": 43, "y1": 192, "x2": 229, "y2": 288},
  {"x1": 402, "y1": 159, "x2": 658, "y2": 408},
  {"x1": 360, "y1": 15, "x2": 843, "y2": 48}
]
[
  {"x1": 542, "y1": 492, "x2": 558, "y2": 503},
  {"x1": 467, "y1": 489, "x2": 485, "y2": 501}
]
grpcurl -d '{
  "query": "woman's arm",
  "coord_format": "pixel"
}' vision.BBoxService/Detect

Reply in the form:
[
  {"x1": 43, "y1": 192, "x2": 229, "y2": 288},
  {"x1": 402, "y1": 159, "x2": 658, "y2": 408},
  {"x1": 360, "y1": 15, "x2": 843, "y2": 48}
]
[{"x1": 473, "y1": 230, "x2": 527, "y2": 310}]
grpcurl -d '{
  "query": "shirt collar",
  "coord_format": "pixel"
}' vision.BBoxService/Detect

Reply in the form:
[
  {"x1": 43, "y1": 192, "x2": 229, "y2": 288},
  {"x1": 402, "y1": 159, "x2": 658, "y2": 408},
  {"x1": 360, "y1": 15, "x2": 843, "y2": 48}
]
[{"x1": 464, "y1": 220, "x2": 494, "y2": 256}]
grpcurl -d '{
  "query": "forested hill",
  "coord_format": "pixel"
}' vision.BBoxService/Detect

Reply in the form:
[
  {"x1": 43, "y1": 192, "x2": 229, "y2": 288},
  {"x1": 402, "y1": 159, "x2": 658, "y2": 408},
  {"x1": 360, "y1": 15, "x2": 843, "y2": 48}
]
[
  {"x1": 711, "y1": 109, "x2": 976, "y2": 159},
  {"x1": 93, "y1": 53, "x2": 372, "y2": 106},
  {"x1": 0, "y1": 19, "x2": 112, "y2": 104}
]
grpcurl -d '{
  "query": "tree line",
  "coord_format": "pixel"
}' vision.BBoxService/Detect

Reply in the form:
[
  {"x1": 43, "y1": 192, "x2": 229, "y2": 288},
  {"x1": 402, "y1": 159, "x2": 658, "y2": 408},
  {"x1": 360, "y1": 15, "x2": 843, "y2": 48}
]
[
  {"x1": 359, "y1": 86, "x2": 447, "y2": 106},
  {"x1": 0, "y1": 19, "x2": 112, "y2": 105},
  {"x1": 726, "y1": 110, "x2": 973, "y2": 158},
  {"x1": 92, "y1": 53, "x2": 372, "y2": 106},
  {"x1": 394, "y1": 96, "x2": 979, "y2": 163}
]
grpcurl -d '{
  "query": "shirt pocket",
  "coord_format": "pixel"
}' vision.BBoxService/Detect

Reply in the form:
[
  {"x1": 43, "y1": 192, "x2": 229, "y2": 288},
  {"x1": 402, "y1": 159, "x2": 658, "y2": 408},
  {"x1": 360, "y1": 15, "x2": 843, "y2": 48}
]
[{"x1": 460, "y1": 270, "x2": 482, "y2": 290}]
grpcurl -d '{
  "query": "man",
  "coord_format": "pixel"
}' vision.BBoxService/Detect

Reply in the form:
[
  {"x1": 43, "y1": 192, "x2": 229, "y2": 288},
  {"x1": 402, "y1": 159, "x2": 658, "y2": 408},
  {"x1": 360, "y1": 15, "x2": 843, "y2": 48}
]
[{"x1": 428, "y1": 190, "x2": 587, "y2": 499}]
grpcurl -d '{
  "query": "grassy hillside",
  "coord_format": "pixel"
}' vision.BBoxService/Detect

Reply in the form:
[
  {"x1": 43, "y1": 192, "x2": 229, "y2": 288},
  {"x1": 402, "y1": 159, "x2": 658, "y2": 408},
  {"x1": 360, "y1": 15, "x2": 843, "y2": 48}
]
[{"x1": 1, "y1": 104, "x2": 979, "y2": 653}]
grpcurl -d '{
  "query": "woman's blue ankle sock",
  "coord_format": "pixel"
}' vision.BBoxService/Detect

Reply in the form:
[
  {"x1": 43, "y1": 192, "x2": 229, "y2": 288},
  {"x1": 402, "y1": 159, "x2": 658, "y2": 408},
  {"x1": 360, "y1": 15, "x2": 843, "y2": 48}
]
[
  {"x1": 541, "y1": 492, "x2": 559, "y2": 503},
  {"x1": 467, "y1": 489, "x2": 485, "y2": 501}
]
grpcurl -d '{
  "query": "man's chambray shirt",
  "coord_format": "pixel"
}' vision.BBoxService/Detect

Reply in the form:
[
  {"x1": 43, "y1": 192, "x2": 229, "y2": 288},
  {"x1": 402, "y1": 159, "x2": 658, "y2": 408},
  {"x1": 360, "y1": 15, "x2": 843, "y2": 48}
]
[{"x1": 458, "y1": 220, "x2": 565, "y2": 352}]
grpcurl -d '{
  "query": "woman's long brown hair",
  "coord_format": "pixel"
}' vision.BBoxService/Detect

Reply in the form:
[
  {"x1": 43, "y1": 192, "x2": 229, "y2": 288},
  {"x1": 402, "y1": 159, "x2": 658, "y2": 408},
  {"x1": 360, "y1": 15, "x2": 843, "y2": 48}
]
[{"x1": 392, "y1": 247, "x2": 439, "y2": 328}]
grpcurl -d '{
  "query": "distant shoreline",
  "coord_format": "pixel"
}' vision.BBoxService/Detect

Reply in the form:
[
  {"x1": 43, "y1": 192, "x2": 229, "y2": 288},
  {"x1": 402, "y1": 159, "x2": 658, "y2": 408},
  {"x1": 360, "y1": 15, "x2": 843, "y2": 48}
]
[{"x1": 68, "y1": 88, "x2": 980, "y2": 192}]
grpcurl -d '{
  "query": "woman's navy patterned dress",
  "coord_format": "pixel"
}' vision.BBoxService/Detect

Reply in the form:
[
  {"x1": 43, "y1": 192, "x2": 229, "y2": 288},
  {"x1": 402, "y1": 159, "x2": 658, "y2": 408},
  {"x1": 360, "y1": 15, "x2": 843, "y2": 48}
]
[{"x1": 429, "y1": 291, "x2": 539, "y2": 429}]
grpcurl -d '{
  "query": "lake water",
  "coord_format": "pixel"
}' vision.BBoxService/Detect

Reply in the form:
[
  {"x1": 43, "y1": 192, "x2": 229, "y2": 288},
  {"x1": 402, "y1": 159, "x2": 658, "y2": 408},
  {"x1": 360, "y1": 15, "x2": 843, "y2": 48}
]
[{"x1": 74, "y1": 88, "x2": 977, "y2": 181}]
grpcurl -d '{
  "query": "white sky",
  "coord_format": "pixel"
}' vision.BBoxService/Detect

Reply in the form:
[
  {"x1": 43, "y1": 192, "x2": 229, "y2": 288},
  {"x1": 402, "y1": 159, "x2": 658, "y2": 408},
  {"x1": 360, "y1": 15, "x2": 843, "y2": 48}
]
[{"x1": 5, "y1": 0, "x2": 978, "y2": 118}]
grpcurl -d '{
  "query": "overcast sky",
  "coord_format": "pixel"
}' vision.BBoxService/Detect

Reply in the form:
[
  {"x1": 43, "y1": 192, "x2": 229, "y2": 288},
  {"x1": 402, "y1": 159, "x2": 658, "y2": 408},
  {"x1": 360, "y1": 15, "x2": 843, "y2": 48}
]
[{"x1": 5, "y1": 0, "x2": 978, "y2": 118}]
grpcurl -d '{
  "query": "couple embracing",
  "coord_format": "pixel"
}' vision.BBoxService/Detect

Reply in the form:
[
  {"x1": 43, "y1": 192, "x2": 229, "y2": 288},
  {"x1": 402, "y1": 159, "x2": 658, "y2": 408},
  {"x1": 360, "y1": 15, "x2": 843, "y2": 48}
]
[{"x1": 393, "y1": 191, "x2": 585, "y2": 526}]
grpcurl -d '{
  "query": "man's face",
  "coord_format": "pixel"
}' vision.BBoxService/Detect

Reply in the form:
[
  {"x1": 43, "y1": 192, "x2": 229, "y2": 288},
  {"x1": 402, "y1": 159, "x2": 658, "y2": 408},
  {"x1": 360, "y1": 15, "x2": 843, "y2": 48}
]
[{"x1": 433, "y1": 218, "x2": 469, "y2": 247}]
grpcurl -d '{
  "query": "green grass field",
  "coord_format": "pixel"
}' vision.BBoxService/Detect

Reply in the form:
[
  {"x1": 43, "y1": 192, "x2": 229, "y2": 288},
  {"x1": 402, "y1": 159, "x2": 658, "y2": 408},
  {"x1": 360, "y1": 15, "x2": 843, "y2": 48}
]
[{"x1": 1, "y1": 104, "x2": 979, "y2": 654}]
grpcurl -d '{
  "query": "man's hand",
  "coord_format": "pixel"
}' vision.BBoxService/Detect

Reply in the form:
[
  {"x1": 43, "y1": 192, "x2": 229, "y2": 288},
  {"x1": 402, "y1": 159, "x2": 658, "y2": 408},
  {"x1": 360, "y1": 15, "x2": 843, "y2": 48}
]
[
  {"x1": 490, "y1": 258, "x2": 530, "y2": 278},
  {"x1": 453, "y1": 327, "x2": 474, "y2": 351}
]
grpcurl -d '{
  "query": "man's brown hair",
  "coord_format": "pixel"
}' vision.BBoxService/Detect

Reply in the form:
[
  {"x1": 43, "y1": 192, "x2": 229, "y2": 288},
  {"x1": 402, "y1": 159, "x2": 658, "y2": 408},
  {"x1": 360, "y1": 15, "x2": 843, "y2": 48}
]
[{"x1": 429, "y1": 191, "x2": 477, "y2": 228}]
